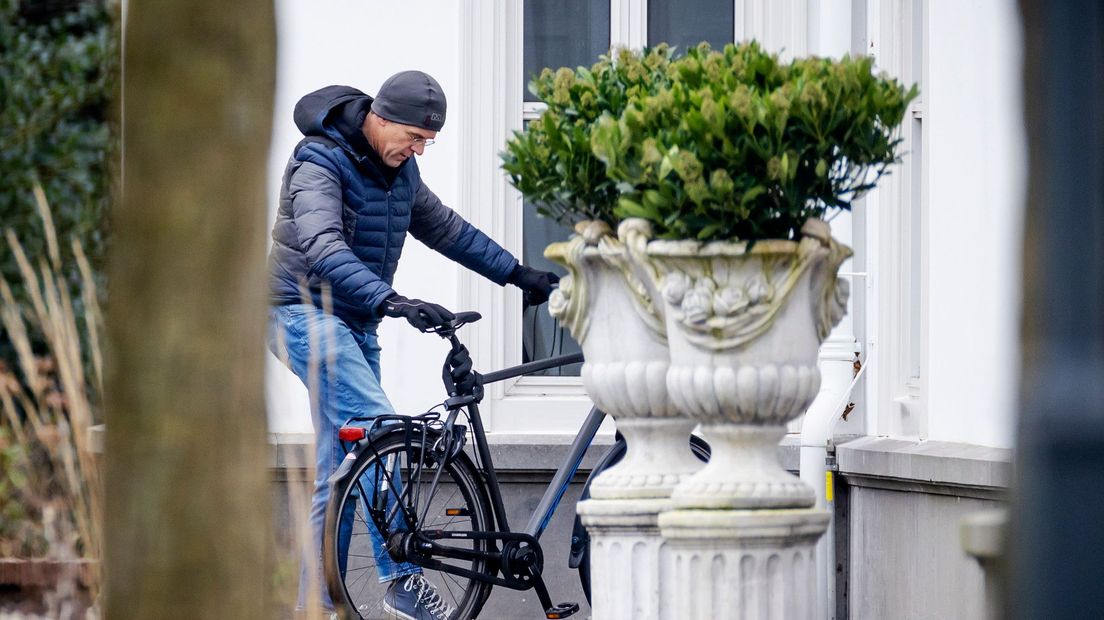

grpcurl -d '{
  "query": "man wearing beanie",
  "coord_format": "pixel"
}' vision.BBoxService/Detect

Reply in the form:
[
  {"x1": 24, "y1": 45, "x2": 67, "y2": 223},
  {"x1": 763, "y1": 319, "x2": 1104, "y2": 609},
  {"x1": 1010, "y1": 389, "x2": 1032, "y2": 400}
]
[{"x1": 267, "y1": 70, "x2": 557, "y2": 619}]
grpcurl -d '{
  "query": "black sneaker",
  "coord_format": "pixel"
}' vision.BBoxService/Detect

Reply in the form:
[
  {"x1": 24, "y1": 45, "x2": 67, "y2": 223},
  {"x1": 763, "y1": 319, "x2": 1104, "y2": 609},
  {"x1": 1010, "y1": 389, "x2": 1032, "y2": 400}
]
[{"x1": 382, "y1": 573, "x2": 455, "y2": 620}]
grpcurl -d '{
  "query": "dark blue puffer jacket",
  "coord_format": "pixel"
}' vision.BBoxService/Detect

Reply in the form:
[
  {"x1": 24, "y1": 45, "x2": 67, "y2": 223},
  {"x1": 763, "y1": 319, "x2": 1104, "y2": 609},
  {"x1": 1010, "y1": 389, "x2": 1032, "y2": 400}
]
[{"x1": 267, "y1": 85, "x2": 518, "y2": 327}]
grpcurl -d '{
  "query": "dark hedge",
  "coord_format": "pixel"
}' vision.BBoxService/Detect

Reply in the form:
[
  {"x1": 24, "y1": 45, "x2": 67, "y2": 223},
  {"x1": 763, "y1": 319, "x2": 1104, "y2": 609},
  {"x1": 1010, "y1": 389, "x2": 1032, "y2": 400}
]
[{"x1": 0, "y1": 0, "x2": 117, "y2": 368}]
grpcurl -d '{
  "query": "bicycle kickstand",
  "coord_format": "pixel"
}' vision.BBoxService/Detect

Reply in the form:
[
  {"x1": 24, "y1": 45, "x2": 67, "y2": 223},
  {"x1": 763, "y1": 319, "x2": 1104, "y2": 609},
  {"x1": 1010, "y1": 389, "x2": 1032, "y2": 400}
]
[{"x1": 527, "y1": 567, "x2": 580, "y2": 619}]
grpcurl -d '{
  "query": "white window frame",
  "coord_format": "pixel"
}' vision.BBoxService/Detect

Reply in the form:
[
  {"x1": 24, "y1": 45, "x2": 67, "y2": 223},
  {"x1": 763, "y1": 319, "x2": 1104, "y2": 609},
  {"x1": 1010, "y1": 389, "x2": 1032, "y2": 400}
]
[{"x1": 864, "y1": 0, "x2": 929, "y2": 439}]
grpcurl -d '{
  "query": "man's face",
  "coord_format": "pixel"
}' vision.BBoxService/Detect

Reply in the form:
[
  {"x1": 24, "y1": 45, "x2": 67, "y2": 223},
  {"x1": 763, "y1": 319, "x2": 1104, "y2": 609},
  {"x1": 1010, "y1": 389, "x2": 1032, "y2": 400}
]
[{"x1": 365, "y1": 114, "x2": 437, "y2": 168}]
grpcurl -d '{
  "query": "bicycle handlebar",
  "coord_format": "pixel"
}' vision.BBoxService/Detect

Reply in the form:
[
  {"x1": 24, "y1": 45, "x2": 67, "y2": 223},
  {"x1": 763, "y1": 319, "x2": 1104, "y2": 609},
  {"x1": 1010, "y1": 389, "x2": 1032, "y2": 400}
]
[{"x1": 430, "y1": 300, "x2": 583, "y2": 406}]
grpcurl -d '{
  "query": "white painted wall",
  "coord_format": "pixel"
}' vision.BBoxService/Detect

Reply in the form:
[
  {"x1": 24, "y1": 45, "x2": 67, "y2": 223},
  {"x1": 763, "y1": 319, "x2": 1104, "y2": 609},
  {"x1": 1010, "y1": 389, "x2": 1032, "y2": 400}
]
[
  {"x1": 922, "y1": 0, "x2": 1023, "y2": 448},
  {"x1": 265, "y1": 1, "x2": 1026, "y2": 452},
  {"x1": 265, "y1": 0, "x2": 466, "y2": 433}
]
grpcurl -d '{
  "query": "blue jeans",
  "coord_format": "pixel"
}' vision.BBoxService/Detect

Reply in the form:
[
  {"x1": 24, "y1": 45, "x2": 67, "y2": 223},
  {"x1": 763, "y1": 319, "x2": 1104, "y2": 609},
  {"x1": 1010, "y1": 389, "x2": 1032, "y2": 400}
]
[{"x1": 267, "y1": 304, "x2": 420, "y2": 609}]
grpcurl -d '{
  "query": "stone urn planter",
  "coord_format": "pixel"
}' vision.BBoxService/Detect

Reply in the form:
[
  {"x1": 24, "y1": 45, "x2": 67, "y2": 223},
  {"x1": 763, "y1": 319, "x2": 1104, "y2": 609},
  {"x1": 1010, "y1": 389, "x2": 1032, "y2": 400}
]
[
  {"x1": 646, "y1": 218, "x2": 852, "y2": 510},
  {"x1": 545, "y1": 219, "x2": 702, "y2": 500},
  {"x1": 546, "y1": 218, "x2": 705, "y2": 620}
]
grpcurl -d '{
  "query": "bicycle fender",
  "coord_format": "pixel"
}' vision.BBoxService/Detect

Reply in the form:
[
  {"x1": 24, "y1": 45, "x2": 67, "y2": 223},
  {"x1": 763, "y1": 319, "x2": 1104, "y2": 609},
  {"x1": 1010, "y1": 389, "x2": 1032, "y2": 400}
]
[
  {"x1": 327, "y1": 424, "x2": 470, "y2": 488},
  {"x1": 325, "y1": 423, "x2": 402, "y2": 486},
  {"x1": 328, "y1": 449, "x2": 362, "y2": 485}
]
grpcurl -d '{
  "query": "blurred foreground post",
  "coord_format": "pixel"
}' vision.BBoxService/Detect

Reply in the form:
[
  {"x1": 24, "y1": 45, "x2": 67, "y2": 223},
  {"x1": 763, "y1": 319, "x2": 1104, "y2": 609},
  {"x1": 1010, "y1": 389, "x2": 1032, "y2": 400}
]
[
  {"x1": 104, "y1": 1, "x2": 275, "y2": 617},
  {"x1": 1011, "y1": 0, "x2": 1104, "y2": 618}
]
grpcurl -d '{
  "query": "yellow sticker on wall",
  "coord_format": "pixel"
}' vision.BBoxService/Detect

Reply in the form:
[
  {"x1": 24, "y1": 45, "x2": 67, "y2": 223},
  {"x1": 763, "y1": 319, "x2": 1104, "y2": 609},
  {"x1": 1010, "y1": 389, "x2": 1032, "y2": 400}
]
[{"x1": 825, "y1": 471, "x2": 834, "y2": 502}]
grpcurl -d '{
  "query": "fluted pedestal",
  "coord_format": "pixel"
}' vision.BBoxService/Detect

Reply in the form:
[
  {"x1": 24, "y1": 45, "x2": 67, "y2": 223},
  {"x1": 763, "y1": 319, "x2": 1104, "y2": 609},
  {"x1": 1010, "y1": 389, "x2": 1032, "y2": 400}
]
[
  {"x1": 577, "y1": 498, "x2": 672, "y2": 620},
  {"x1": 658, "y1": 508, "x2": 830, "y2": 619}
]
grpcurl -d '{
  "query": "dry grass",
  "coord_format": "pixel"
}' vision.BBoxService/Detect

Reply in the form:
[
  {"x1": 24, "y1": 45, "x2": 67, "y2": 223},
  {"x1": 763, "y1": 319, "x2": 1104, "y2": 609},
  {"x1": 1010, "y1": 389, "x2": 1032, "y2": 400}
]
[{"x1": 0, "y1": 185, "x2": 103, "y2": 616}]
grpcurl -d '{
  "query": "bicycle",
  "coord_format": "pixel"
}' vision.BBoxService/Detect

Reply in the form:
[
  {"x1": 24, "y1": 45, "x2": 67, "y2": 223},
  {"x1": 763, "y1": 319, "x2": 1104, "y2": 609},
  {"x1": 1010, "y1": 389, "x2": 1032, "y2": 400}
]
[{"x1": 321, "y1": 310, "x2": 709, "y2": 619}]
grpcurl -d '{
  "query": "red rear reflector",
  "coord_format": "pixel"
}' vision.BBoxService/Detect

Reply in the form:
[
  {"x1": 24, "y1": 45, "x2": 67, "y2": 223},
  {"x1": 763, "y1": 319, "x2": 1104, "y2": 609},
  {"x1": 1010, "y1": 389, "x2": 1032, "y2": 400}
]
[{"x1": 338, "y1": 427, "x2": 366, "y2": 441}]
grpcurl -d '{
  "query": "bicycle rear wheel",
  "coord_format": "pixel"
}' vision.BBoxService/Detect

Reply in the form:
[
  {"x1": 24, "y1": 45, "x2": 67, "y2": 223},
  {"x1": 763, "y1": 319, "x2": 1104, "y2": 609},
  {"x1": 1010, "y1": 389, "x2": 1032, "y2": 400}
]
[{"x1": 323, "y1": 429, "x2": 494, "y2": 620}]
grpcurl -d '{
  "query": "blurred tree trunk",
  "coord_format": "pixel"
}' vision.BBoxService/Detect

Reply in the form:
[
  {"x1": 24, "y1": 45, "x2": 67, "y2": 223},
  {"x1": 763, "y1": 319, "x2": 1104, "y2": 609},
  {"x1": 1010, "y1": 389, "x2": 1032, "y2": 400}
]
[{"x1": 104, "y1": 1, "x2": 275, "y2": 617}]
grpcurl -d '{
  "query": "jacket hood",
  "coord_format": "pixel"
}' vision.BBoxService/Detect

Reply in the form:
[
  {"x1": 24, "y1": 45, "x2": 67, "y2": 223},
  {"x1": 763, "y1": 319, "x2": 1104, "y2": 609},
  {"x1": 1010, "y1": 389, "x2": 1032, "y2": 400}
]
[{"x1": 293, "y1": 85, "x2": 374, "y2": 155}]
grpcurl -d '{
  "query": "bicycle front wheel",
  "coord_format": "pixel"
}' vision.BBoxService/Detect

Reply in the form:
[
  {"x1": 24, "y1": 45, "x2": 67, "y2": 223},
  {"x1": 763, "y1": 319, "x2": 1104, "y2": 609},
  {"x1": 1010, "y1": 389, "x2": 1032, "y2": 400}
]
[{"x1": 323, "y1": 429, "x2": 494, "y2": 620}]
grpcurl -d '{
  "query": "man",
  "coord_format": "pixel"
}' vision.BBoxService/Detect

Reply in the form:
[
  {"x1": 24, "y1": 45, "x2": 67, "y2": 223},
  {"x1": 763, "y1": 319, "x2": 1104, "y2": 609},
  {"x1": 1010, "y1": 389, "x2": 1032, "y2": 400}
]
[{"x1": 266, "y1": 71, "x2": 557, "y2": 618}]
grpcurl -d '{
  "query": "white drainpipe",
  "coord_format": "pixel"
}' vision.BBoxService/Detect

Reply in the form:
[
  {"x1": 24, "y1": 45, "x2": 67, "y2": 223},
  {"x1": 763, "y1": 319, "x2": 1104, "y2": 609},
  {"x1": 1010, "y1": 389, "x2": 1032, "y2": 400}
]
[{"x1": 800, "y1": 327, "x2": 868, "y2": 619}]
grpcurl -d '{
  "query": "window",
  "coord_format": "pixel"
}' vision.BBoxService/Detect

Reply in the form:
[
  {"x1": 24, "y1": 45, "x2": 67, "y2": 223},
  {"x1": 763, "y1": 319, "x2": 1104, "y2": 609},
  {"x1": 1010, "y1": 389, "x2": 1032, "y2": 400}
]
[
  {"x1": 519, "y1": 1, "x2": 610, "y2": 375},
  {"x1": 520, "y1": 203, "x2": 583, "y2": 375},
  {"x1": 647, "y1": 0, "x2": 733, "y2": 50},
  {"x1": 523, "y1": 0, "x2": 610, "y2": 101}
]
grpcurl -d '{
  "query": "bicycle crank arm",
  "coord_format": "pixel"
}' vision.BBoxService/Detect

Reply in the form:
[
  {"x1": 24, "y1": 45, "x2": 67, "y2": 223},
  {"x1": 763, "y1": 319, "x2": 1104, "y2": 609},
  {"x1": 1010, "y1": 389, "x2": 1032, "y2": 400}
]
[
  {"x1": 411, "y1": 538, "x2": 501, "y2": 563},
  {"x1": 408, "y1": 554, "x2": 522, "y2": 590},
  {"x1": 405, "y1": 538, "x2": 580, "y2": 617}
]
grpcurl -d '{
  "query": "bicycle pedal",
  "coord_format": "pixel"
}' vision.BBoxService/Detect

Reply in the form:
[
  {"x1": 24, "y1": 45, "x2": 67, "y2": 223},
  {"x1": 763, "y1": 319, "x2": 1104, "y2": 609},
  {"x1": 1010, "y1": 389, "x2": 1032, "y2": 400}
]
[{"x1": 545, "y1": 602, "x2": 580, "y2": 619}]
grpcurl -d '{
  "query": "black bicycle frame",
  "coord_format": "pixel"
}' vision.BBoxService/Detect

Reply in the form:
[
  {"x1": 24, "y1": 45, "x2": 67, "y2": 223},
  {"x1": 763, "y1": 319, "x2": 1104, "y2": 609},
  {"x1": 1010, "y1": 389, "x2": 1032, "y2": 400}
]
[
  {"x1": 465, "y1": 351, "x2": 605, "y2": 542},
  {"x1": 356, "y1": 350, "x2": 603, "y2": 592}
]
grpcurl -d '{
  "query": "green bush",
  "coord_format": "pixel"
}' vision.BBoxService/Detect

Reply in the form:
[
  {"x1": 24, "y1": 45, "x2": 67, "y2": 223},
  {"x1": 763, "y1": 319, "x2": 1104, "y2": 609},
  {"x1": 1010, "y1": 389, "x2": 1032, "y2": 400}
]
[
  {"x1": 591, "y1": 42, "x2": 917, "y2": 241},
  {"x1": 0, "y1": 0, "x2": 117, "y2": 365},
  {"x1": 501, "y1": 45, "x2": 677, "y2": 226}
]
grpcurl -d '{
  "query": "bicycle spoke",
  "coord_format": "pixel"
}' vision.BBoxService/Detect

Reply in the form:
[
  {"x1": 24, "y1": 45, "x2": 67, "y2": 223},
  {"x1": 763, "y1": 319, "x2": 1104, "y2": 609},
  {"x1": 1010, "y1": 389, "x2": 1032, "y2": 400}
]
[
  {"x1": 345, "y1": 567, "x2": 373, "y2": 592},
  {"x1": 327, "y1": 436, "x2": 490, "y2": 620},
  {"x1": 441, "y1": 569, "x2": 467, "y2": 600},
  {"x1": 382, "y1": 453, "x2": 409, "y2": 529}
]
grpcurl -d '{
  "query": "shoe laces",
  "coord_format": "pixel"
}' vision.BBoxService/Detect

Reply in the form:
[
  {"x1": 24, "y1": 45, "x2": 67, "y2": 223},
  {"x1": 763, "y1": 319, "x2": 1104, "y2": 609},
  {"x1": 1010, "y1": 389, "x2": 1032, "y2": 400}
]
[{"x1": 404, "y1": 573, "x2": 455, "y2": 619}]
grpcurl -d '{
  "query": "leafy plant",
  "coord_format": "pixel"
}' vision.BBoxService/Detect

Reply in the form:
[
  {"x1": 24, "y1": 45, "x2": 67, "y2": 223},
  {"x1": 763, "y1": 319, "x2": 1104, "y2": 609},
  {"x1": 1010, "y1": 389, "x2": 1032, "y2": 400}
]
[
  {"x1": 591, "y1": 42, "x2": 917, "y2": 241},
  {"x1": 0, "y1": 189, "x2": 103, "y2": 597},
  {"x1": 501, "y1": 45, "x2": 677, "y2": 226},
  {"x1": 0, "y1": 0, "x2": 118, "y2": 371}
]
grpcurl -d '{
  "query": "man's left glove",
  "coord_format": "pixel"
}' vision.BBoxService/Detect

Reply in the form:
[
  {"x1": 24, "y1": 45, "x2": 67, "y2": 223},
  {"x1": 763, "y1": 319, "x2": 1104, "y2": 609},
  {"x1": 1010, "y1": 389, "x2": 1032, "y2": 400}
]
[
  {"x1": 383, "y1": 293, "x2": 455, "y2": 332},
  {"x1": 508, "y1": 265, "x2": 560, "y2": 306}
]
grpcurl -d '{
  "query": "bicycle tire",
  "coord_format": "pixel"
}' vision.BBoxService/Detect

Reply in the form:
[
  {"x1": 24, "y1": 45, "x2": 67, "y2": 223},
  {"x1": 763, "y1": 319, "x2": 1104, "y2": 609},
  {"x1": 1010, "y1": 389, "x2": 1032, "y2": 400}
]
[
  {"x1": 323, "y1": 428, "x2": 495, "y2": 620},
  {"x1": 572, "y1": 433, "x2": 711, "y2": 604}
]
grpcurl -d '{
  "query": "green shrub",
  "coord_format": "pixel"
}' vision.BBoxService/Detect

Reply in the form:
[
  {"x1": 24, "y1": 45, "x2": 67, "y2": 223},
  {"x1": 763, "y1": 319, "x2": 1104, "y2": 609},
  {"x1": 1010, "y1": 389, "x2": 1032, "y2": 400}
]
[
  {"x1": 501, "y1": 45, "x2": 677, "y2": 226},
  {"x1": 0, "y1": 0, "x2": 117, "y2": 366},
  {"x1": 591, "y1": 42, "x2": 917, "y2": 241}
]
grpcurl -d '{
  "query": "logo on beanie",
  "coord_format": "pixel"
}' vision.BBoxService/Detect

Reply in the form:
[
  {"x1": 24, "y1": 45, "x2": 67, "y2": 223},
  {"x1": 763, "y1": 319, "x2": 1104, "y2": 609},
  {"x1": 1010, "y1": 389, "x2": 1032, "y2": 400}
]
[{"x1": 429, "y1": 113, "x2": 443, "y2": 121}]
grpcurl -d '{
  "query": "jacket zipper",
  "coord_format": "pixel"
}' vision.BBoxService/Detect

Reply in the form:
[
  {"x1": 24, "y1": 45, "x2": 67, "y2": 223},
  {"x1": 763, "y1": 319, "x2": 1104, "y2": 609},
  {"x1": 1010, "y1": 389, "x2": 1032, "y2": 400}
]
[{"x1": 382, "y1": 189, "x2": 392, "y2": 272}]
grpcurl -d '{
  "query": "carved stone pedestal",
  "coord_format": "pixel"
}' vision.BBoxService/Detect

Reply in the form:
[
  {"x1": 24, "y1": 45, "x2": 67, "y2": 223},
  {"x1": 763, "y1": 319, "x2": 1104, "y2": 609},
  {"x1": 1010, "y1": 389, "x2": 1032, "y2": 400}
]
[
  {"x1": 576, "y1": 498, "x2": 672, "y2": 620},
  {"x1": 658, "y1": 508, "x2": 830, "y2": 620}
]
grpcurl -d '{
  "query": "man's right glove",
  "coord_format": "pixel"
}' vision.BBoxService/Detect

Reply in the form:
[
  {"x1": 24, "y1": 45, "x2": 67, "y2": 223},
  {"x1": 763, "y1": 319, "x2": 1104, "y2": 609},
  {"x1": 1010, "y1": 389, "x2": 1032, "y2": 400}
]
[{"x1": 382, "y1": 294, "x2": 455, "y2": 332}]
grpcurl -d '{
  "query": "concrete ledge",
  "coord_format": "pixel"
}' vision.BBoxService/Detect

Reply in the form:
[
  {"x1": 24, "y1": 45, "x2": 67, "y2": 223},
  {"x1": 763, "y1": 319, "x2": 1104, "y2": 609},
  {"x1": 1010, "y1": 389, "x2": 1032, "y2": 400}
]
[
  {"x1": 481, "y1": 432, "x2": 615, "y2": 472},
  {"x1": 836, "y1": 436, "x2": 1012, "y2": 499},
  {"x1": 269, "y1": 432, "x2": 315, "y2": 469},
  {"x1": 270, "y1": 431, "x2": 805, "y2": 474},
  {"x1": 97, "y1": 425, "x2": 801, "y2": 477}
]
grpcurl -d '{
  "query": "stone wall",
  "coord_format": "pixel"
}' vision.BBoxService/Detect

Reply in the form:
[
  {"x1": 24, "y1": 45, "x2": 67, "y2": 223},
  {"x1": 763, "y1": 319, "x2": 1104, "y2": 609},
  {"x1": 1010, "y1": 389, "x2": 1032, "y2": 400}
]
[{"x1": 836, "y1": 437, "x2": 1011, "y2": 620}]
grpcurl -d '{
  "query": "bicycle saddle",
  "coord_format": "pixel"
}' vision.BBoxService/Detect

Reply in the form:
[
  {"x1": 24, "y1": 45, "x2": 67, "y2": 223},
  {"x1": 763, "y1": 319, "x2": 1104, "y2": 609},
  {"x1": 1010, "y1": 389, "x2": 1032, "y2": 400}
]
[
  {"x1": 427, "y1": 311, "x2": 482, "y2": 337},
  {"x1": 451, "y1": 311, "x2": 482, "y2": 328}
]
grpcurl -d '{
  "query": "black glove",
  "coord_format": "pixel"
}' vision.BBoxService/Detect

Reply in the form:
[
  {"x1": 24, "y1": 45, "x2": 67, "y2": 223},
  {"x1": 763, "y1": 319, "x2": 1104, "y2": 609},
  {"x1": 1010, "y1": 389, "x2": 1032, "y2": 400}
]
[
  {"x1": 444, "y1": 344, "x2": 482, "y2": 397},
  {"x1": 382, "y1": 294, "x2": 455, "y2": 332},
  {"x1": 508, "y1": 265, "x2": 560, "y2": 306}
]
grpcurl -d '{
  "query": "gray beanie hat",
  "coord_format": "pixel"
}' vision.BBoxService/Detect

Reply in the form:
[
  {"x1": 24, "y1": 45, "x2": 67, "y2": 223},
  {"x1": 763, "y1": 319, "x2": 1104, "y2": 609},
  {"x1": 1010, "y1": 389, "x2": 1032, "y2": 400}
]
[{"x1": 372, "y1": 70, "x2": 447, "y2": 132}]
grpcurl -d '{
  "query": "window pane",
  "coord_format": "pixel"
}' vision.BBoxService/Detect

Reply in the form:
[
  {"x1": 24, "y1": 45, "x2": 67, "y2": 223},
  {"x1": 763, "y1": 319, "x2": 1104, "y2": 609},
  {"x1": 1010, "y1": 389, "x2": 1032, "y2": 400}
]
[
  {"x1": 647, "y1": 0, "x2": 733, "y2": 51},
  {"x1": 521, "y1": 201, "x2": 583, "y2": 376},
  {"x1": 523, "y1": 0, "x2": 610, "y2": 102}
]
